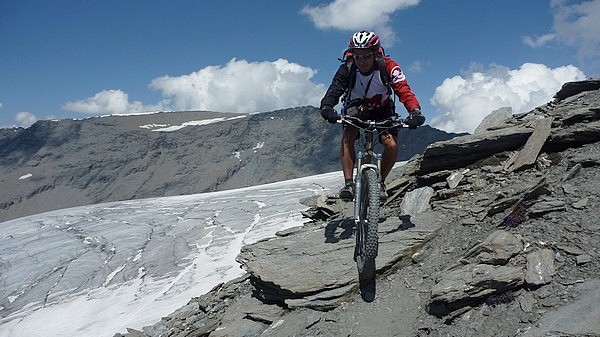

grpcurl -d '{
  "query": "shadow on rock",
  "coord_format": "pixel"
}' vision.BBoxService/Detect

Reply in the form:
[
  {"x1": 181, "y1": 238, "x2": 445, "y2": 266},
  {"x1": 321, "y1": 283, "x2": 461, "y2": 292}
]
[
  {"x1": 384, "y1": 214, "x2": 416, "y2": 235},
  {"x1": 324, "y1": 218, "x2": 355, "y2": 243}
]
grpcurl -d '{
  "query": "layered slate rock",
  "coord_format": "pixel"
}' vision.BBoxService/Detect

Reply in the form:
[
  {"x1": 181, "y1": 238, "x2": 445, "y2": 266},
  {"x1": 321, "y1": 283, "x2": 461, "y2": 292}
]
[
  {"x1": 474, "y1": 106, "x2": 512, "y2": 134},
  {"x1": 428, "y1": 264, "x2": 525, "y2": 317},
  {"x1": 511, "y1": 117, "x2": 553, "y2": 171},
  {"x1": 525, "y1": 249, "x2": 556, "y2": 286},
  {"x1": 553, "y1": 78, "x2": 600, "y2": 101},
  {"x1": 523, "y1": 280, "x2": 600, "y2": 337},
  {"x1": 418, "y1": 82, "x2": 600, "y2": 175},
  {"x1": 461, "y1": 230, "x2": 523, "y2": 265},
  {"x1": 236, "y1": 210, "x2": 445, "y2": 310},
  {"x1": 419, "y1": 125, "x2": 534, "y2": 174}
]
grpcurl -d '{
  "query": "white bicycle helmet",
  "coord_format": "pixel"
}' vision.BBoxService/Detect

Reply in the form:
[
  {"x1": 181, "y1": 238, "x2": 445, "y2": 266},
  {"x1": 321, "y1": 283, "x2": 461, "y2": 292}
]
[{"x1": 348, "y1": 30, "x2": 380, "y2": 50}]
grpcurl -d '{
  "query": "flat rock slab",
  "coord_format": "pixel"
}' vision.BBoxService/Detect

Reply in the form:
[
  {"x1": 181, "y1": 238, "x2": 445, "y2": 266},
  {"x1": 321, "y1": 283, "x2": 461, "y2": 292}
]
[
  {"x1": 523, "y1": 279, "x2": 600, "y2": 337},
  {"x1": 428, "y1": 264, "x2": 525, "y2": 317},
  {"x1": 512, "y1": 117, "x2": 553, "y2": 171},
  {"x1": 420, "y1": 125, "x2": 533, "y2": 174},
  {"x1": 237, "y1": 211, "x2": 445, "y2": 308},
  {"x1": 474, "y1": 106, "x2": 512, "y2": 134}
]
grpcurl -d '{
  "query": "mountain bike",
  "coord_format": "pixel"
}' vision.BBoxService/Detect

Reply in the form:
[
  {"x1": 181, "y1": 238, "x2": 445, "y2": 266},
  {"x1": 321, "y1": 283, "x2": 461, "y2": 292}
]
[{"x1": 337, "y1": 114, "x2": 404, "y2": 297}]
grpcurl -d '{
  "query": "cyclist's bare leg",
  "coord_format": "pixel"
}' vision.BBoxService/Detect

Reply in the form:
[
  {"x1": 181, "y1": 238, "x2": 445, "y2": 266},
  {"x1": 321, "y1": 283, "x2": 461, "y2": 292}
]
[
  {"x1": 379, "y1": 133, "x2": 398, "y2": 181},
  {"x1": 341, "y1": 126, "x2": 359, "y2": 181}
]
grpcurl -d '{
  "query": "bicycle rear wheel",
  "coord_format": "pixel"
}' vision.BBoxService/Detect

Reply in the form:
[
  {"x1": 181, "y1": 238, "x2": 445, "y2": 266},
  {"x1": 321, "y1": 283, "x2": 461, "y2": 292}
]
[{"x1": 356, "y1": 168, "x2": 380, "y2": 273}]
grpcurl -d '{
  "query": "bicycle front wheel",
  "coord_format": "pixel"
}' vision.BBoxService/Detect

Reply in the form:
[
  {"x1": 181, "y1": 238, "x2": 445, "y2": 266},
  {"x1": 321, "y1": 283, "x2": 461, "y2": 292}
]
[{"x1": 359, "y1": 168, "x2": 380, "y2": 260}]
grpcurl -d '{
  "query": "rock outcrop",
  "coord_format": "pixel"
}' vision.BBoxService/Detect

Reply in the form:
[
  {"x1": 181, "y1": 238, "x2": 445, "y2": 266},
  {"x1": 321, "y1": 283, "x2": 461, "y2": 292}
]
[{"x1": 115, "y1": 80, "x2": 600, "y2": 337}]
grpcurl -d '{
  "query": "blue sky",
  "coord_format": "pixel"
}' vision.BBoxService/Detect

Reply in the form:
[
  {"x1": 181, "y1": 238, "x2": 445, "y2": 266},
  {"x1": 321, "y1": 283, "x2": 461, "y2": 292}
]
[{"x1": 1, "y1": 0, "x2": 598, "y2": 133}]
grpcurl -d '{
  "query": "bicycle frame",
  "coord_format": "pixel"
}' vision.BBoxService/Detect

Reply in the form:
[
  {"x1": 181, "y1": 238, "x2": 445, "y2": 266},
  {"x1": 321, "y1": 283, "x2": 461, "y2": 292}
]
[
  {"x1": 337, "y1": 114, "x2": 404, "y2": 298},
  {"x1": 338, "y1": 115, "x2": 403, "y2": 262}
]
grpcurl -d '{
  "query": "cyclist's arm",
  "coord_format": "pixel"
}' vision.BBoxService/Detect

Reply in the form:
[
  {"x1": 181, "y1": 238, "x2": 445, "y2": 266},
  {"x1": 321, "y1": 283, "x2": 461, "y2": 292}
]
[
  {"x1": 320, "y1": 63, "x2": 351, "y2": 109},
  {"x1": 384, "y1": 57, "x2": 421, "y2": 112}
]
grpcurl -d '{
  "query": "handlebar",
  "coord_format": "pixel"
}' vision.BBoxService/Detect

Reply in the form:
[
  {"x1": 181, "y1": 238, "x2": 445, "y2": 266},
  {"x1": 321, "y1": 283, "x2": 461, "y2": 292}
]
[{"x1": 336, "y1": 115, "x2": 405, "y2": 130}]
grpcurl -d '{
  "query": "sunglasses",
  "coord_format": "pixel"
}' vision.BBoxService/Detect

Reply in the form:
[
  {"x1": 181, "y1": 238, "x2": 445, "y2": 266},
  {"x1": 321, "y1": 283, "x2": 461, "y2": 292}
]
[{"x1": 354, "y1": 52, "x2": 374, "y2": 60}]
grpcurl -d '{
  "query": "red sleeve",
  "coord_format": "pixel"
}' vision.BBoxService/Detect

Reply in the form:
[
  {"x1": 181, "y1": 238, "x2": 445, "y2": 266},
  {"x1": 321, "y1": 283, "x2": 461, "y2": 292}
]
[{"x1": 384, "y1": 56, "x2": 421, "y2": 112}]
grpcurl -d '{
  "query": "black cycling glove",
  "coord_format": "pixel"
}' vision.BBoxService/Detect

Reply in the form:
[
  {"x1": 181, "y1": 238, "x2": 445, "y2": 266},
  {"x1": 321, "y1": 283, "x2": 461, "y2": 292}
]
[
  {"x1": 406, "y1": 109, "x2": 425, "y2": 129},
  {"x1": 320, "y1": 107, "x2": 338, "y2": 123}
]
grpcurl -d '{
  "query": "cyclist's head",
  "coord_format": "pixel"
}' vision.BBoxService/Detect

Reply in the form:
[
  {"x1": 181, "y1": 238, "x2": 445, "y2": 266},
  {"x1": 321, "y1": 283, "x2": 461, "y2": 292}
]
[
  {"x1": 348, "y1": 31, "x2": 379, "y2": 73},
  {"x1": 348, "y1": 30, "x2": 380, "y2": 51}
]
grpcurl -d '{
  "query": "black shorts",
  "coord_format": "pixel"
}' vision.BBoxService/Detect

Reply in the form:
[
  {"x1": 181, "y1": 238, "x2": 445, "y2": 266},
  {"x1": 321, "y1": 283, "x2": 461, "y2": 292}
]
[{"x1": 344, "y1": 99, "x2": 396, "y2": 121}]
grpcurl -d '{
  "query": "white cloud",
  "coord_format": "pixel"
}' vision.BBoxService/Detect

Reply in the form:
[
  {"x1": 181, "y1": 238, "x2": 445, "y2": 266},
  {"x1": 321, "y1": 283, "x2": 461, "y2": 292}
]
[
  {"x1": 523, "y1": 33, "x2": 556, "y2": 47},
  {"x1": 430, "y1": 63, "x2": 586, "y2": 134},
  {"x1": 408, "y1": 60, "x2": 425, "y2": 73},
  {"x1": 301, "y1": 0, "x2": 420, "y2": 45},
  {"x1": 15, "y1": 111, "x2": 38, "y2": 128},
  {"x1": 63, "y1": 89, "x2": 165, "y2": 115},
  {"x1": 525, "y1": 0, "x2": 600, "y2": 63},
  {"x1": 149, "y1": 58, "x2": 325, "y2": 113},
  {"x1": 552, "y1": 0, "x2": 600, "y2": 61},
  {"x1": 61, "y1": 59, "x2": 324, "y2": 116}
]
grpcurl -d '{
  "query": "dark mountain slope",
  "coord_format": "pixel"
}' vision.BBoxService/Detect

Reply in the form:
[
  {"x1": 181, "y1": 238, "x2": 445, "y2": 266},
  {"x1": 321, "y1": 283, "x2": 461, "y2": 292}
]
[{"x1": 0, "y1": 107, "x2": 460, "y2": 222}]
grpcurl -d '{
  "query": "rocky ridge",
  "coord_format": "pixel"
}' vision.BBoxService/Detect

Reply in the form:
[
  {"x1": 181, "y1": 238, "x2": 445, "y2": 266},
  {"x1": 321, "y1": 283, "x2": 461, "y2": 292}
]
[
  {"x1": 0, "y1": 107, "x2": 459, "y2": 222},
  {"x1": 114, "y1": 79, "x2": 600, "y2": 337}
]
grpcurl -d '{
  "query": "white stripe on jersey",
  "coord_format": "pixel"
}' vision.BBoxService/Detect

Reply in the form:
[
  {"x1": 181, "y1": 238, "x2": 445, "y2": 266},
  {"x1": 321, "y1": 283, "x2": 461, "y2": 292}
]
[{"x1": 348, "y1": 69, "x2": 391, "y2": 108}]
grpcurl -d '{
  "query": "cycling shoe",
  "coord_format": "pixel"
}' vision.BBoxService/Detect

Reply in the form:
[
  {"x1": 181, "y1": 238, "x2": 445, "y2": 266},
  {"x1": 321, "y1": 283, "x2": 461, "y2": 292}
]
[{"x1": 339, "y1": 183, "x2": 355, "y2": 202}]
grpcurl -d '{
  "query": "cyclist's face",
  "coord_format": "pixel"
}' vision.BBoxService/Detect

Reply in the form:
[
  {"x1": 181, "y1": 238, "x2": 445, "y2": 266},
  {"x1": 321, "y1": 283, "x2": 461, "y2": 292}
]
[{"x1": 353, "y1": 49, "x2": 375, "y2": 74}]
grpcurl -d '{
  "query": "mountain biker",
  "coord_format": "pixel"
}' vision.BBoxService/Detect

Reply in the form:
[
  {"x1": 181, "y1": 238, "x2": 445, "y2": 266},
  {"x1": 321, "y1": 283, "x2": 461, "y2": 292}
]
[{"x1": 320, "y1": 30, "x2": 425, "y2": 201}]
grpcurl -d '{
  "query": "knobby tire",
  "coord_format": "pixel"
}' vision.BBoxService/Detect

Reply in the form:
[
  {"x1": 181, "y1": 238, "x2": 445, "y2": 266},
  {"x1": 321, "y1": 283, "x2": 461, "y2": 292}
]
[{"x1": 356, "y1": 168, "x2": 380, "y2": 276}]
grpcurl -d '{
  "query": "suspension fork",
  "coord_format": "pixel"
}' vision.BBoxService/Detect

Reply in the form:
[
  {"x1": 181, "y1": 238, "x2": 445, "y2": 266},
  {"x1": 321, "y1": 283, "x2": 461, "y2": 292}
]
[
  {"x1": 353, "y1": 130, "x2": 382, "y2": 222},
  {"x1": 354, "y1": 151, "x2": 363, "y2": 222},
  {"x1": 353, "y1": 159, "x2": 381, "y2": 221}
]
